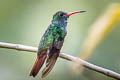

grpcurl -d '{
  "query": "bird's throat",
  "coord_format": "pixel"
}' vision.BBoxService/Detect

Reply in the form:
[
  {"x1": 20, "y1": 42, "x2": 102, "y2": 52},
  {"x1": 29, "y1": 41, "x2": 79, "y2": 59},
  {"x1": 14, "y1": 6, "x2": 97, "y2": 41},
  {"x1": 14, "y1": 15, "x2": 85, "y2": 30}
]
[{"x1": 52, "y1": 20, "x2": 67, "y2": 28}]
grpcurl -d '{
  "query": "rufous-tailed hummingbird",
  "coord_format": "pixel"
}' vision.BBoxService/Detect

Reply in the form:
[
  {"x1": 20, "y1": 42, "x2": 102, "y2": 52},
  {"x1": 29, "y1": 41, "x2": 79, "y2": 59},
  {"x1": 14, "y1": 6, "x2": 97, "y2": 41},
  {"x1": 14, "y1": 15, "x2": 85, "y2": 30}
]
[{"x1": 30, "y1": 10, "x2": 86, "y2": 78}]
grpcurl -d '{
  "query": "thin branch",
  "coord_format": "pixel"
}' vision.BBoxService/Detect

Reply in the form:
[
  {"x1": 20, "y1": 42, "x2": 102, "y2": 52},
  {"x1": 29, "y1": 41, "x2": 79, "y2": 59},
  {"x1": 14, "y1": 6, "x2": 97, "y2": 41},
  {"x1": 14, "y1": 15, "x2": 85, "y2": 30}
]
[{"x1": 0, "y1": 42, "x2": 120, "y2": 80}]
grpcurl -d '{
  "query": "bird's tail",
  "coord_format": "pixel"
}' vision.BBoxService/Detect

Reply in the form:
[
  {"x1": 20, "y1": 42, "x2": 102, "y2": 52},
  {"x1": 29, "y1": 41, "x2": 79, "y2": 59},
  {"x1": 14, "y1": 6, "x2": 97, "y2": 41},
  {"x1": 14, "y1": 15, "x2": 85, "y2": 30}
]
[
  {"x1": 30, "y1": 50, "x2": 47, "y2": 77},
  {"x1": 42, "y1": 48, "x2": 59, "y2": 78}
]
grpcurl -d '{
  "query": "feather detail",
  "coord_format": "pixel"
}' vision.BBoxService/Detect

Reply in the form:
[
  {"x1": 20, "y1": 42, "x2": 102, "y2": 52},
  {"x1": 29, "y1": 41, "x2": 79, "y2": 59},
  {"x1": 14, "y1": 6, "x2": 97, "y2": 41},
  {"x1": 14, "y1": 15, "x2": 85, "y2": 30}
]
[
  {"x1": 30, "y1": 50, "x2": 47, "y2": 77},
  {"x1": 42, "y1": 48, "x2": 59, "y2": 78},
  {"x1": 42, "y1": 53, "x2": 59, "y2": 78}
]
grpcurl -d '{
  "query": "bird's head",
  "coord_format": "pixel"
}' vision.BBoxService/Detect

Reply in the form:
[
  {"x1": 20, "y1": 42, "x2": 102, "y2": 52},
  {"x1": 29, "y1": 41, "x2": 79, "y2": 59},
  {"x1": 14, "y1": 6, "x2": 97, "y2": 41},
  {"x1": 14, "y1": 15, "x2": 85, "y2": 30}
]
[{"x1": 52, "y1": 10, "x2": 86, "y2": 23}]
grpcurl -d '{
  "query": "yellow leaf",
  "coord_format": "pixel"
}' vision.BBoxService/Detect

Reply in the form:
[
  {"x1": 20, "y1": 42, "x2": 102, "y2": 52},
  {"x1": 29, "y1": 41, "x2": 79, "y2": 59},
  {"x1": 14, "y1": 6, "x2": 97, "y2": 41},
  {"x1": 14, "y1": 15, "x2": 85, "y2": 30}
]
[{"x1": 71, "y1": 3, "x2": 120, "y2": 74}]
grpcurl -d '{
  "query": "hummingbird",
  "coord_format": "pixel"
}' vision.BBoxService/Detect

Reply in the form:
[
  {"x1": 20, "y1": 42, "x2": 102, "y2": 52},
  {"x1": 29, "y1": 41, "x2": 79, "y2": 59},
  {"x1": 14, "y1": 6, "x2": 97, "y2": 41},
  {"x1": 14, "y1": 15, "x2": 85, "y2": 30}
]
[{"x1": 30, "y1": 10, "x2": 86, "y2": 78}]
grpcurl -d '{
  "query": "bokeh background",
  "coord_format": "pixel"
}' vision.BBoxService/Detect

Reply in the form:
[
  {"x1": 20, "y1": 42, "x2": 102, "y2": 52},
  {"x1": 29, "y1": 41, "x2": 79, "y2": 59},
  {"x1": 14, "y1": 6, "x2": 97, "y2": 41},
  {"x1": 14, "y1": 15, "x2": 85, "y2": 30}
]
[{"x1": 0, "y1": 0, "x2": 120, "y2": 80}]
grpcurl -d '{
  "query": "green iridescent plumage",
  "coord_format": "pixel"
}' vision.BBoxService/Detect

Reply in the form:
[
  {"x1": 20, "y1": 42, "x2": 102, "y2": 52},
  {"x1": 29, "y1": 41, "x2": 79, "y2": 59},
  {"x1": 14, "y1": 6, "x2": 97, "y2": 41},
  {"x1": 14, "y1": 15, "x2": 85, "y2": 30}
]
[{"x1": 38, "y1": 23, "x2": 66, "y2": 52}]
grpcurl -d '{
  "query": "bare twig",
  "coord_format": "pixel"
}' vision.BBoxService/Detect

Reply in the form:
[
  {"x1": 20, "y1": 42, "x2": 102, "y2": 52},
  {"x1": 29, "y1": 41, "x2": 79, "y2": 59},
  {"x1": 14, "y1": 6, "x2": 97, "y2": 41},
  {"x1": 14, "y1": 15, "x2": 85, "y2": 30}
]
[{"x1": 0, "y1": 42, "x2": 120, "y2": 79}]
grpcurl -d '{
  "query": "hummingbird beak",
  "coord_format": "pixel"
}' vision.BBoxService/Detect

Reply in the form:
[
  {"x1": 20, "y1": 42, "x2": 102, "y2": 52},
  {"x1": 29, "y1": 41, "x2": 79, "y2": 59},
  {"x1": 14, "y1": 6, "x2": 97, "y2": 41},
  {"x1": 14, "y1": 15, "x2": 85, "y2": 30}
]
[{"x1": 64, "y1": 10, "x2": 86, "y2": 16}]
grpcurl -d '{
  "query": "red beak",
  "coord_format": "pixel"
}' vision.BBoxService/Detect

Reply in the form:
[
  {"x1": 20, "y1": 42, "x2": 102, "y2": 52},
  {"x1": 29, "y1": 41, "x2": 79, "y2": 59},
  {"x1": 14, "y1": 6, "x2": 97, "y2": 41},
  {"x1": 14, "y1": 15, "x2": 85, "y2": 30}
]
[{"x1": 64, "y1": 10, "x2": 86, "y2": 16}]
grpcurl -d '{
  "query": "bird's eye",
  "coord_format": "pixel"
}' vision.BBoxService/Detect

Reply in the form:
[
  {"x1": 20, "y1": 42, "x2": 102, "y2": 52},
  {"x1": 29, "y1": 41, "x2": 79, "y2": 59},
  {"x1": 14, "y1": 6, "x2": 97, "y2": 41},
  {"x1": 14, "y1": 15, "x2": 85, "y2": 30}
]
[{"x1": 60, "y1": 13, "x2": 64, "y2": 16}]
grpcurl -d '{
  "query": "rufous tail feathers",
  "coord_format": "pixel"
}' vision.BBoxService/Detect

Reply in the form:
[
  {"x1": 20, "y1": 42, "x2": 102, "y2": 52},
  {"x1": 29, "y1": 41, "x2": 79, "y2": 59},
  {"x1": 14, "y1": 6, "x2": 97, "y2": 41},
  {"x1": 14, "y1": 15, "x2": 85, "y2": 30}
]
[{"x1": 30, "y1": 51, "x2": 47, "y2": 77}]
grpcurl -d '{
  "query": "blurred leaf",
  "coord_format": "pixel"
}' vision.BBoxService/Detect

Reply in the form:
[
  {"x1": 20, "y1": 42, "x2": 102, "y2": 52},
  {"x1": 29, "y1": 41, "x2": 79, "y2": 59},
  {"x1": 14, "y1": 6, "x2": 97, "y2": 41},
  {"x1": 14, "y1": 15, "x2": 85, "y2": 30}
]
[{"x1": 72, "y1": 3, "x2": 120, "y2": 74}]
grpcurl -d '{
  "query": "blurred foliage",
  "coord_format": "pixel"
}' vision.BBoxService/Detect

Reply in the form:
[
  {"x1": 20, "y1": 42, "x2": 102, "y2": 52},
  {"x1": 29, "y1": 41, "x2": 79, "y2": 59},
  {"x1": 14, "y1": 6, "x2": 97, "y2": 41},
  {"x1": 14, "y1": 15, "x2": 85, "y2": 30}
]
[
  {"x1": 0, "y1": 0, "x2": 120, "y2": 80},
  {"x1": 79, "y1": 3, "x2": 120, "y2": 60},
  {"x1": 72, "y1": 3, "x2": 120, "y2": 76}
]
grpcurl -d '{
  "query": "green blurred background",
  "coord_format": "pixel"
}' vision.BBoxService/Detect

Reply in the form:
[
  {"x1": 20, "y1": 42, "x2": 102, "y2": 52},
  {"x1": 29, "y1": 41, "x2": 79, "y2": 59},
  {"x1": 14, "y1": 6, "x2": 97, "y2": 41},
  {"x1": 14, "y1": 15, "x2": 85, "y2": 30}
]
[{"x1": 0, "y1": 0, "x2": 120, "y2": 80}]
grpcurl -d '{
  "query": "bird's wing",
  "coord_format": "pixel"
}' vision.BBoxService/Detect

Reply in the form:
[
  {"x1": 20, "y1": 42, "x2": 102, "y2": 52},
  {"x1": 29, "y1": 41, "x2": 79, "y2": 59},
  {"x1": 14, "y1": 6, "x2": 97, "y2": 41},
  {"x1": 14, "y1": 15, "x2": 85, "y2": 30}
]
[
  {"x1": 41, "y1": 26, "x2": 66, "y2": 78},
  {"x1": 41, "y1": 41, "x2": 64, "y2": 78}
]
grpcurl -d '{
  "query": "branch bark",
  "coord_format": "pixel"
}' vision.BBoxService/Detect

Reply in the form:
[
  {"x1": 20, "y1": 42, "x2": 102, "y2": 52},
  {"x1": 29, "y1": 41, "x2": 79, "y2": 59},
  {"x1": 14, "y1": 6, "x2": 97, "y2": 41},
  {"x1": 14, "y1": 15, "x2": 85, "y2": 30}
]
[{"x1": 0, "y1": 42, "x2": 120, "y2": 79}]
